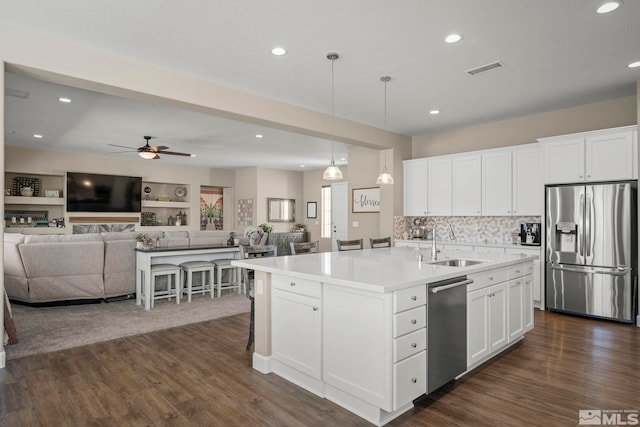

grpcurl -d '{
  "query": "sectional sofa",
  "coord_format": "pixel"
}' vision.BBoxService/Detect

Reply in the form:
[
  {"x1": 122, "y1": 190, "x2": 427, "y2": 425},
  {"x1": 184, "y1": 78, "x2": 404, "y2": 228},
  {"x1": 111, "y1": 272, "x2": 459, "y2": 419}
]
[{"x1": 3, "y1": 230, "x2": 248, "y2": 304}]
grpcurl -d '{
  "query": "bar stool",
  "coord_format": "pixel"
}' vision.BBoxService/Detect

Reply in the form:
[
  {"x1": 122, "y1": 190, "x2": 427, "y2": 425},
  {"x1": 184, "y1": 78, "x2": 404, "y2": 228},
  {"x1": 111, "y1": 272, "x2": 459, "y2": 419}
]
[
  {"x1": 212, "y1": 259, "x2": 242, "y2": 297},
  {"x1": 150, "y1": 263, "x2": 181, "y2": 308},
  {"x1": 179, "y1": 261, "x2": 215, "y2": 302}
]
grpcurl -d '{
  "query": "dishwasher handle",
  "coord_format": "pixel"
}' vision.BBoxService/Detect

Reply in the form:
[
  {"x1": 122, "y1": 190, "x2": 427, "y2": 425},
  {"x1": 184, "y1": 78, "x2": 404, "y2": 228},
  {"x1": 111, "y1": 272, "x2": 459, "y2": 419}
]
[{"x1": 430, "y1": 279, "x2": 473, "y2": 294}]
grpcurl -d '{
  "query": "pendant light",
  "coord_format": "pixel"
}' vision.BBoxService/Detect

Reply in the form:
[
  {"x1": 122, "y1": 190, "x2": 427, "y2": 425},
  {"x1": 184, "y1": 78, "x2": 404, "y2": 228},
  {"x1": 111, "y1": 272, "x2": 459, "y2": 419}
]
[
  {"x1": 323, "y1": 52, "x2": 343, "y2": 180},
  {"x1": 376, "y1": 75, "x2": 394, "y2": 185}
]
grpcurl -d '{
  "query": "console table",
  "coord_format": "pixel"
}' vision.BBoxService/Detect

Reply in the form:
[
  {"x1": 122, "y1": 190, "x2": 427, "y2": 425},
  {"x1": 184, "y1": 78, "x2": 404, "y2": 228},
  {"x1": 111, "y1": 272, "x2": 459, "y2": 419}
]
[{"x1": 135, "y1": 244, "x2": 240, "y2": 310}]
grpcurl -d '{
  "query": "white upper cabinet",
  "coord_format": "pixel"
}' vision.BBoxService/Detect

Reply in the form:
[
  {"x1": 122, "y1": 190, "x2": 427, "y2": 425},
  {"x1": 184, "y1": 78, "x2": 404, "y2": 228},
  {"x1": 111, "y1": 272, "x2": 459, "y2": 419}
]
[
  {"x1": 585, "y1": 130, "x2": 634, "y2": 181},
  {"x1": 512, "y1": 146, "x2": 542, "y2": 216},
  {"x1": 540, "y1": 126, "x2": 636, "y2": 184},
  {"x1": 426, "y1": 157, "x2": 452, "y2": 216},
  {"x1": 403, "y1": 159, "x2": 428, "y2": 216},
  {"x1": 482, "y1": 151, "x2": 512, "y2": 216},
  {"x1": 452, "y1": 155, "x2": 481, "y2": 216}
]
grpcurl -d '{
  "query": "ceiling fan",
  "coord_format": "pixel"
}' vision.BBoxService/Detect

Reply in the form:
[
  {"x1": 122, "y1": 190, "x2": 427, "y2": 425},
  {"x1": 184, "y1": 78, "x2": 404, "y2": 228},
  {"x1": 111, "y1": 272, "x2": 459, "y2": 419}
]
[{"x1": 108, "y1": 135, "x2": 194, "y2": 159}]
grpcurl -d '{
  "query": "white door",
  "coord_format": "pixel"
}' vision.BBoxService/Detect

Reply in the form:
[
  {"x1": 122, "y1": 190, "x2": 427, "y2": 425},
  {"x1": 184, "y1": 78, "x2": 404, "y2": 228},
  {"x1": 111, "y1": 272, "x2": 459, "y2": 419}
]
[
  {"x1": 585, "y1": 130, "x2": 634, "y2": 181},
  {"x1": 427, "y1": 157, "x2": 452, "y2": 216},
  {"x1": 542, "y1": 137, "x2": 584, "y2": 184},
  {"x1": 482, "y1": 151, "x2": 512, "y2": 216},
  {"x1": 403, "y1": 159, "x2": 428, "y2": 216},
  {"x1": 332, "y1": 182, "x2": 348, "y2": 252},
  {"x1": 512, "y1": 146, "x2": 542, "y2": 216},
  {"x1": 452, "y1": 154, "x2": 481, "y2": 216}
]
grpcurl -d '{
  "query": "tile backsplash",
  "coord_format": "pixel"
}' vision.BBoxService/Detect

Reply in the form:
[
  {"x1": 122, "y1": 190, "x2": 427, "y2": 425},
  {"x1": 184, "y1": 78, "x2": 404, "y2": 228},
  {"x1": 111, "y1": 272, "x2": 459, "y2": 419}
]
[{"x1": 394, "y1": 216, "x2": 542, "y2": 244}]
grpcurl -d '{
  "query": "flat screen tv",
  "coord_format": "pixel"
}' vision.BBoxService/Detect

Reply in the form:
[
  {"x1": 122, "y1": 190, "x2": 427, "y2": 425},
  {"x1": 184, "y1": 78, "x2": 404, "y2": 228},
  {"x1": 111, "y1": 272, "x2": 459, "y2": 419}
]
[{"x1": 66, "y1": 172, "x2": 142, "y2": 212}]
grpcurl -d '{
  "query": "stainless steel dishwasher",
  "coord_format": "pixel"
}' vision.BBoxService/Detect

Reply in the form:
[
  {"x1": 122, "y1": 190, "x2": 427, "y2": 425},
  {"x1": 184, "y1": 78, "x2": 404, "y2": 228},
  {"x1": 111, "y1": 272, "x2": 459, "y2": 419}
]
[{"x1": 427, "y1": 275, "x2": 472, "y2": 394}]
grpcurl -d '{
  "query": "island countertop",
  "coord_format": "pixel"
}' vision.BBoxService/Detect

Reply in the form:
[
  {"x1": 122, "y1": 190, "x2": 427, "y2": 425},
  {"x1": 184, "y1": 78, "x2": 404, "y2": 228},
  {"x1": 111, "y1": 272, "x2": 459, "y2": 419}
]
[{"x1": 232, "y1": 246, "x2": 537, "y2": 293}]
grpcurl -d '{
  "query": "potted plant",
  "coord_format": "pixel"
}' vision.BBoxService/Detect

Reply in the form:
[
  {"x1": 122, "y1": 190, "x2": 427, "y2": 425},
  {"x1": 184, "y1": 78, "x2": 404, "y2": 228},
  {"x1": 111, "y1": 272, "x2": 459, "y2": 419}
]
[
  {"x1": 293, "y1": 223, "x2": 305, "y2": 232},
  {"x1": 135, "y1": 233, "x2": 153, "y2": 248},
  {"x1": 258, "y1": 223, "x2": 273, "y2": 234}
]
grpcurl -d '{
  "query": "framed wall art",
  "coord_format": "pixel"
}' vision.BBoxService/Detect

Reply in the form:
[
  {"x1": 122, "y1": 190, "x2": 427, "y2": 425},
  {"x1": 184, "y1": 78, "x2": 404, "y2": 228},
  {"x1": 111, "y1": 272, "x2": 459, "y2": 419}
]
[{"x1": 352, "y1": 187, "x2": 380, "y2": 213}]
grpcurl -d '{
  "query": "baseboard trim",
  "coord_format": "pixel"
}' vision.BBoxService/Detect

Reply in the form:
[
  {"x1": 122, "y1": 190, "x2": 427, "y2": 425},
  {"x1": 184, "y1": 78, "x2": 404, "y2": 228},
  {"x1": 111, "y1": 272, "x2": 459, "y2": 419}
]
[{"x1": 252, "y1": 352, "x2": 272, "y2": 374}]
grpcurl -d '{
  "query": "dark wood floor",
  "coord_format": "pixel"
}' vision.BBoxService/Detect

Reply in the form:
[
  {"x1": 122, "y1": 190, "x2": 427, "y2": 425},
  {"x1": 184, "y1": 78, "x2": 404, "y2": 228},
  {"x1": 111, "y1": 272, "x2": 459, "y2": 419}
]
[{"x1": 1, "y1": 309, "x2": 638, "y2": 426}]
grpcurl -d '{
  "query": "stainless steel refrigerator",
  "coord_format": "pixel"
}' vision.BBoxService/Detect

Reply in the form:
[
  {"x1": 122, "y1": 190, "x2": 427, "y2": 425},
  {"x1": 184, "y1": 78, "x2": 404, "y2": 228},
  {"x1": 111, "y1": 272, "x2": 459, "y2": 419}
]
[{"x1": 546, "y1": 182, "x2": 637, "y2": 323}]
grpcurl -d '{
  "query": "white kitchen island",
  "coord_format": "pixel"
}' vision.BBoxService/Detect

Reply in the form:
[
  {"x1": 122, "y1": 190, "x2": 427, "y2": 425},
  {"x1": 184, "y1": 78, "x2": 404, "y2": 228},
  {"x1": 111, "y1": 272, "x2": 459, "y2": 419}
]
[{"x1": 232, "y1": 246, "x2": 536, "y2": 426}]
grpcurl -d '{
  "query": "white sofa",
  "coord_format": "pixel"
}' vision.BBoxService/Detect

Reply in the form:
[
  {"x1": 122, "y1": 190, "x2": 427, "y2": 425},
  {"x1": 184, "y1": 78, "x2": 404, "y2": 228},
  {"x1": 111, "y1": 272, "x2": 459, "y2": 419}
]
[{"x1": 4, "y1": 230, "x2": 248, "y2": 303}]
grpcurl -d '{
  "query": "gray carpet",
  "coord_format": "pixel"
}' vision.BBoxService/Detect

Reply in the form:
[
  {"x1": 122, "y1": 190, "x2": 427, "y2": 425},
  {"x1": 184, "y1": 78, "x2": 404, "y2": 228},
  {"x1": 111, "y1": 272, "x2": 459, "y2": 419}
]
[{"x1": 5, "y1": 293, "x2": 251, "y2": 360}]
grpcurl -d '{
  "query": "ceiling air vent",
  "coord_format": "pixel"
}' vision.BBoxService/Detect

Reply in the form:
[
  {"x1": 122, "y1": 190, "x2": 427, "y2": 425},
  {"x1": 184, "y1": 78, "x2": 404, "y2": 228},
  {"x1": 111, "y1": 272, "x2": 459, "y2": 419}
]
[
  {"x1": 465, "y1": 61, "x2": 504, "y2": 76},
  {"x1": 5, "y1": 87, "x2": 30, "y2": 99}
]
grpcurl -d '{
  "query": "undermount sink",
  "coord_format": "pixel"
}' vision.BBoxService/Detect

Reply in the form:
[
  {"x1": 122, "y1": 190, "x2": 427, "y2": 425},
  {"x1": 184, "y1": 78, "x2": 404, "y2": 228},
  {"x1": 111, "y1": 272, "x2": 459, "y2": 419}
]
[{"x1": 430, "y1": 259, "x2": 485, "y2": 267}]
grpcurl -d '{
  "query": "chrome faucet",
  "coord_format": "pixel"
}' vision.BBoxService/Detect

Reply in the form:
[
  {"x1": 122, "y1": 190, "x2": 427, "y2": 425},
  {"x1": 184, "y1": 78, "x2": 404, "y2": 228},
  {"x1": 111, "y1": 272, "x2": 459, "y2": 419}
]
[{"x1": 431, "y1": 221, "x2": 455, "y2": 261}]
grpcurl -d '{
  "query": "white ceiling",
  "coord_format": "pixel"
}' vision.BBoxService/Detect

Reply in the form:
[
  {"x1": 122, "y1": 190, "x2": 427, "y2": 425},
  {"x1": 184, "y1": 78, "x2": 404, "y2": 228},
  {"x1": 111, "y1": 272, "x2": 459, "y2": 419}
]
[{"x1": 2, "y1": 0, "x2": 640, "y2": 170}]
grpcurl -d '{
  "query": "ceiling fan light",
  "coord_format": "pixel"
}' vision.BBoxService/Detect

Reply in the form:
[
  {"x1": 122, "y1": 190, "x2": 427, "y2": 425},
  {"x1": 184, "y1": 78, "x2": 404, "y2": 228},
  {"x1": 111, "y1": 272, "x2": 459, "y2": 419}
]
[
  {"x1": 323, "y1": 162, "x2": 343, "y2": 180},
  {"x1": 138, "y1": 151, "x2": 156, "y2": 159}
]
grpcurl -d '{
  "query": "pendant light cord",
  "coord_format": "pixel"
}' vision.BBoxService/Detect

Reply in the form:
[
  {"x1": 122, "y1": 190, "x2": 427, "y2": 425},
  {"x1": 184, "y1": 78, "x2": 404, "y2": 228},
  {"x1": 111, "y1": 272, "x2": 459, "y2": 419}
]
[{"x1": 331, "y1": 55, "x2": 336, "y2": 163}]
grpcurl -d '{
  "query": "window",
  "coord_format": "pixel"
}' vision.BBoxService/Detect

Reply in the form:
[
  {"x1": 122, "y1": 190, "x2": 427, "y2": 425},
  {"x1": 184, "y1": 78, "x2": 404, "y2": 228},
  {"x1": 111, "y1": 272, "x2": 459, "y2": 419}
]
[{"x1": 321, "y1": 186, "x2": 331, "y2": 238}]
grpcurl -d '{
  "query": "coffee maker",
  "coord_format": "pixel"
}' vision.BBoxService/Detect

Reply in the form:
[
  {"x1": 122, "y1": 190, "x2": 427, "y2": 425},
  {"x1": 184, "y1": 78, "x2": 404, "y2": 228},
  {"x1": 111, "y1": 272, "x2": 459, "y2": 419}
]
[{"x1": 520, "y1": 223, "x2": 541, "y2": 246}]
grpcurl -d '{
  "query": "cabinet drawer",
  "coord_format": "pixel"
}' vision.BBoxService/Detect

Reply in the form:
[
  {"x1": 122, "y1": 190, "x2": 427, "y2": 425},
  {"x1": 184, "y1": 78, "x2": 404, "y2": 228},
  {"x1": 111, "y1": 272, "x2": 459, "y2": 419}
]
[
  {"x1": 507, "y1": 263, "x2": 526, "y2": 279},
  {"x1": 393, "y1": 285, "x2": 427, "y2": 313},
  {"x1": 394, "y1": 306, "x2": 427, "y2": 338},
  {"x1": 468, "y1": 268, "x2": 508, "y2": 291},
  {"x1": 394, "y1": 328, "x2": 426, "y2": 362},
  {"x1": 393, "y1": 350, "x2": 427, "y2": 410},
  {"x1": 272, "y1": 274, "x2": 321, "y2": 299},
  {"x1": 524, "y1": 262, "x2": 535, "y2": 276}
]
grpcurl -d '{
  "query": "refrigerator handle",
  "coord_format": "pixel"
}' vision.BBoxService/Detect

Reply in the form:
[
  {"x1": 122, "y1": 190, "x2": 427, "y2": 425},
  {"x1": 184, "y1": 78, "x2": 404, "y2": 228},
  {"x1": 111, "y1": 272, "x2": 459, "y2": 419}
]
[
  {"x1": 579, "y1": 193, "x2": 585, "y2": 257},
  {"x1": 586, "y1": 193, "x2": 592, "y2": 258}
]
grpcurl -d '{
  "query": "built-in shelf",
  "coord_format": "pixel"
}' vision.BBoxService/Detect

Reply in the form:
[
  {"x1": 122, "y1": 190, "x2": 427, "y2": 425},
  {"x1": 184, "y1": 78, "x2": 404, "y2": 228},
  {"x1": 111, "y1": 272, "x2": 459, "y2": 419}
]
[
  {"x1": 5, "y1": 196, "x2": 65, "y2": 206},
  {"x1": 141, "y1": 200, "x2": 190, "y2": 209}
]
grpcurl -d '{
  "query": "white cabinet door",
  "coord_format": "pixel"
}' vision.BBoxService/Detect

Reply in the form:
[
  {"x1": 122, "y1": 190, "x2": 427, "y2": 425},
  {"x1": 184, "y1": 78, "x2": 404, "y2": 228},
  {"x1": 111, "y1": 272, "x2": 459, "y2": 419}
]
[
  {"x1": 542, "y1": 137, "x2": 584, "y2": 184},
  {"x1": 482, "y1": 151, "x2": 512, "y2": 216},
  {"x1": 488, "y1": 282, "x2": 508, "y2": 353},
  {"x1": 507, "y1": 278, "x2": 524, "y2": 342},
  {"x1": 272, "y1": 289, "x2": 322, "y2": 380},
  {"x1": 323, "y1": 285, "x2": 393, "y2": 411},
  {"x1": 523, "y1": 275, "x2": 534, "y2": 332},
  {"x1": 512, "y1": 146, "x2": 542, "y2": 216},
  {"x1": 426, "y1": 157, "x2": 452, "y2": 216},
  {"x1": 467, "y1": 288, "x2": 489, "y2": 367},
  {"x1": 585, "y1": 130, "x2": 634, "y2": 182},
  {"x1": 452, "y1": 155, "x2": 481, "y2": 216},
  {"x1": 403, "y1": 159, "x2": 428, "y2": 216}
]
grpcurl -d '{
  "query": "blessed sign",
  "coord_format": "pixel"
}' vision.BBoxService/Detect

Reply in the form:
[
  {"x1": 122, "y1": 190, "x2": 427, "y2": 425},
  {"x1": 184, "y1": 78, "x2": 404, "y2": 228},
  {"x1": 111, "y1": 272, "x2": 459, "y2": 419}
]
[{"x1": 352, "y1": 187, "x2": 380, "y2": 213}]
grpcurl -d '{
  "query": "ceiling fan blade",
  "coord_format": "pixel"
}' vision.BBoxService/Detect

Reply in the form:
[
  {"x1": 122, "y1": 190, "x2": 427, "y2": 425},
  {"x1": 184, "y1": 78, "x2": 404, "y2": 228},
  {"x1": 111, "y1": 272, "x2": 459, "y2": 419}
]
[
  {"x1": 107, "y1": 143, "x2": 139, "y2": 150},
  {"x1": 108, "y1": 149, "x2": 137, "y2": 154},
  {"x1": 152, "y1": 154, "x2": 160, "y2": 160},
  {"x1": 156, "y1": 150, "x2": 193, "y2": 157},
  {"x1": 151, "y1": 145, "x2": 169, "y2": 151}
]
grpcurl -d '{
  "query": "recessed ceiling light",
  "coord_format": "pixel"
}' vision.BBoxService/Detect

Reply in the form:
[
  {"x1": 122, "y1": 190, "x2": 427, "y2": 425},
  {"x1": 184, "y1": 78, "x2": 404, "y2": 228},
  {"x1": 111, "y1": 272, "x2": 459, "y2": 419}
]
[
  {"x1": 597, "y1": 1, "x2": 622, "y2": 14},
  {"x1": 300, "y1": 164, "x2": 305, "y2": 168},
  {"x1": 255, "y1": 134, "x2": 263, "y2": 138},
  {"x1": 429, "y1": 110, "x2": 440, "y2": 115},
  {"x1": 190, "y1": 154, "x2": 196, "y2": 157},
  {"x1": 271, "y1": 47, "x2": 287, "y2": 56},
  {"x1": 628, "y1": 61, "x2": 640, "y2": 68},
  {"x1": 444, "y1": 33, "x2": 463, "y2": 43},
  {"x1": 58, "y1": 97, "x2": 72, "y2": 103},
  {"x1": 339, "y1": 157, "x2": 346, "y2": 161},
  {"x1": 33, "y1": 134, "x2": 43, "y2": 138}
]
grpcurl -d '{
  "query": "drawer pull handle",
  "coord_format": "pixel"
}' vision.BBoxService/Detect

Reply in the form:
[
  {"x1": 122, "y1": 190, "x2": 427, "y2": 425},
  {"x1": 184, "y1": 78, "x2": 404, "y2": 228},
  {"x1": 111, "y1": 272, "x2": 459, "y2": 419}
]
[
  {"x1": 411, "y1": 296, "x2": 417, "y2": 301},
  {"x1": 411, "y1": 319, "x2": 417, "y2": 324},
  {"x1": 411, "y1": 343, "x2": 417, "y2": 348},
  {"x1": 312, "y1": 307, "x2": 319, "y2": 311},
  {"x1": 411, "y1": 378, "x2": 417, "y2": 383},
  {"x1": 290, "y1": 282, "x2": 296, "y2": 287}
]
